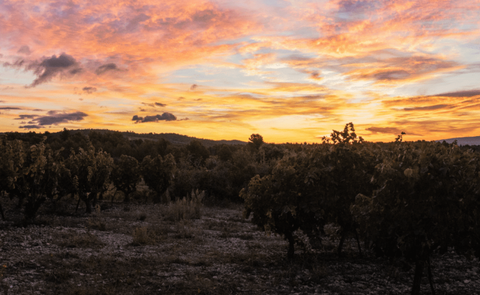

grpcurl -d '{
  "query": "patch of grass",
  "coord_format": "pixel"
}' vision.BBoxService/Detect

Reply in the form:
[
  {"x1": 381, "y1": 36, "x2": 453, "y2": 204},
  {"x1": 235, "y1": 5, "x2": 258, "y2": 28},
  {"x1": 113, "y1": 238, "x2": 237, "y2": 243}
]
[
  {"x1": 53, "y1": 230, "x2": 105, "y2": 248},
  {"x1": 165, "y1": 190, "x2": 204, "y2": 222},
  {"x1": 175, "y1": 220, "x2": 196, "y2": 239},
  {"x1": 130, "y1": 226, "x2": 165, "y2": 246}
]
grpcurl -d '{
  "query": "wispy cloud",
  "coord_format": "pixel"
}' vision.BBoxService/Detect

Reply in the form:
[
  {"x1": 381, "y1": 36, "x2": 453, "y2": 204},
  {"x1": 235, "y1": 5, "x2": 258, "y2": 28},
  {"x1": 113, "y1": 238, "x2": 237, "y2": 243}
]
[
  {"x1": 96, "y1": 63, "x2": 120, "y2": 75},
  {"x1": 17, "y1": 45, "x2": 31, "y2": 55},
  {"x1": 0, "y1": 107, "x2": 22, "y2": 110}
]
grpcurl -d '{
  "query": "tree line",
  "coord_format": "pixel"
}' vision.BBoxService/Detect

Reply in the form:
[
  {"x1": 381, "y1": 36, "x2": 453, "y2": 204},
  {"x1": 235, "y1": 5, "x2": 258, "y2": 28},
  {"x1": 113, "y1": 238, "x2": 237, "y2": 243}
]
[{"x1": 0, "y1": 129, "x2": 284, "y2": 221}]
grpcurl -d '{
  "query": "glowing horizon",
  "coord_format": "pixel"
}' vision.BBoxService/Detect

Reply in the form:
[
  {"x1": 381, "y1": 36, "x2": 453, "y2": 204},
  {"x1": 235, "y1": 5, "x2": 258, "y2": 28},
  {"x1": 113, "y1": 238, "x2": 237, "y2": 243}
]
[{"x1": 1, "y1": 0, "x2": 479, "y2": 143}]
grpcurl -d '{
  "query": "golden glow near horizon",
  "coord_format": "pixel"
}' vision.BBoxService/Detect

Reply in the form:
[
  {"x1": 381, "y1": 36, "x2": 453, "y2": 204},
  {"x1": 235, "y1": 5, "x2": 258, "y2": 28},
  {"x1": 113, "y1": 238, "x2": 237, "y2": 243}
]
[{"x1": 1, "y1": 0, "x2": 480, "y2": 143}]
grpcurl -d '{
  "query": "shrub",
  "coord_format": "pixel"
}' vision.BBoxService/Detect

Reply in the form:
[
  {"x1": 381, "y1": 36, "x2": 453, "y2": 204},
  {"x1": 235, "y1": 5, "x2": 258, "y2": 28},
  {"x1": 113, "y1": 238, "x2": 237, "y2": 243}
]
[
  {"x1": 131, "y1": 227, "x2": 158, "y2": 246},
  {"x1": 165, "y1": 189, "x2": 204, "y2": 222}
]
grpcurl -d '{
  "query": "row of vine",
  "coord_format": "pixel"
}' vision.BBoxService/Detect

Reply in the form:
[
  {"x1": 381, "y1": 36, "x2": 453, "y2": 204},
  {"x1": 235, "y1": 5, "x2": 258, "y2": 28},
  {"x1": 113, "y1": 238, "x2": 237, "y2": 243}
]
[{"x1": 241, "y1": 123, "x2": 480, "y2": 294}]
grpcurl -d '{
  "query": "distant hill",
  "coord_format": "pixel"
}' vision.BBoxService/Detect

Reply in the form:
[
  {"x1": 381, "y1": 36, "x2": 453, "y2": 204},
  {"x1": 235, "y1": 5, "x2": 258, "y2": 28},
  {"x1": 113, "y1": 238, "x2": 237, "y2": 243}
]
[
  {"x1": 0, "y1": 129, "x2": 247, "y2": 147},
  {"x1": 123, "y1": 132, "x2": 246, "y2": 147},
  {"x1": 72, "y1": 129, "x2": 246, "y2": 147},
  {"x1": 437, "y1": 136, "x2": 480, "y2": 146}
]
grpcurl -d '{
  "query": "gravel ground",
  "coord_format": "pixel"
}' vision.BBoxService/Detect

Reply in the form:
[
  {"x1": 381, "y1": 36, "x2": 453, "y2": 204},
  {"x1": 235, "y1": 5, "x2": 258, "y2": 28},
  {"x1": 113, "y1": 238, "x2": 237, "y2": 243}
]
[{"x1": 1, "y1": 202, "x2": 479, "y2": 295}]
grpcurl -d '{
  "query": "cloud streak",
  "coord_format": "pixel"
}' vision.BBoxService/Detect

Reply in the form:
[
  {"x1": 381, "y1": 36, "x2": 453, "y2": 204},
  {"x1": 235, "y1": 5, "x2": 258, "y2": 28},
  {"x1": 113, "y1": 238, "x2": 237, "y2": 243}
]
[{"x1": 18, "y1": 111, "x2": 88, "y2": 129}]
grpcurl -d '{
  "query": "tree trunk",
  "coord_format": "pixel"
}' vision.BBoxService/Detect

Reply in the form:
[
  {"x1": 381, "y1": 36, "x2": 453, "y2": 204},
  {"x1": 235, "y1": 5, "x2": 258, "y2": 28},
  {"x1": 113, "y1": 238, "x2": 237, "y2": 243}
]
[
  {"x1": 427, "y1": 256, "x2": 436, "y2": 295},
  {"x1": 411, "y1": 258, "x2": 425, "y2": 295},
  {"x1": 123, "y1": 190, "x2": 130, "y2": 203},
  {"x1": 0, "y1": 202, "x2": 5, "y2": 221},
  {"x1": 111, "y1": 188, "x2": 118, "y2": 204},
  {"x1": 75, "y1": 196, "x2": 81, "y2": 213},
  {"x1": 338, "y1": 231, "x2": 346, "y2": 256},
  {"x1": 24, "y1": 196, "x2": 45, "y2": 222},
  {"x1": 153, "y1": 191, "x2": 161, "y2": 204},
  {"x1": 287, "y1": 234, "x2": 295, "y2": 260},
  {"x1": 85, "y1": 200, "x2": 92, "y2": 214},
  {"x1": 355, "y1": 229, "x2": 363, "y2": 257}
]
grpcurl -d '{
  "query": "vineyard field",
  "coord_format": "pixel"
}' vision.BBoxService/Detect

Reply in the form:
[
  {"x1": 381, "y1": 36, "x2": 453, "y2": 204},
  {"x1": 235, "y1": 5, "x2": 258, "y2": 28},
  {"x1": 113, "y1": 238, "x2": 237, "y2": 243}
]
[{"x1": 1, "y1": 125, "x2": 480, "y2": 294}]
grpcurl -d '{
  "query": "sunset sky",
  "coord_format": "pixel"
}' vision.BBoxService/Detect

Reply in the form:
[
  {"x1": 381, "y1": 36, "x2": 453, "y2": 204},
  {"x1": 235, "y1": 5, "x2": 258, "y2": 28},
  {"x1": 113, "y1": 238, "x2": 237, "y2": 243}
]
[{"x1": 1, "y1": 0, "x2": 479, "y2": 143}]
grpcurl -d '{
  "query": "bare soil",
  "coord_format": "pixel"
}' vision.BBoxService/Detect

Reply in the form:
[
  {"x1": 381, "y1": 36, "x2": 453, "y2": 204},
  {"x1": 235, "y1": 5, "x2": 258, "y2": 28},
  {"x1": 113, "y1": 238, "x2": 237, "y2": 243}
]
[{"x1": 1, "y1": 201, "x2": 479, "y2": 295}]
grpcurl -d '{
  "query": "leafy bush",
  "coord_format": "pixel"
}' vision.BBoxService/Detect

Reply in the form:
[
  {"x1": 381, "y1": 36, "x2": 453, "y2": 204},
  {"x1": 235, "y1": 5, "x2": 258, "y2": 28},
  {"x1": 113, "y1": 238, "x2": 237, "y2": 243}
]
[
  {"x1": 65, "y1": 145, "x2": 113, "y2": 213},
  {"x1": 351, "y1": 141, "x2": 480, "y2": 294},
  {"x1": 111, "y1": 155, "x2": 140, "y2": 203},
  {"x1": 141, "y1": 154, "x2": 176, "y2": 203},
  {"x1": 241, "y1": 151, "x2": 314, "y2": 259},
  {"x1": 241, "y1": 123, "x2": 374, "y2": 259}
]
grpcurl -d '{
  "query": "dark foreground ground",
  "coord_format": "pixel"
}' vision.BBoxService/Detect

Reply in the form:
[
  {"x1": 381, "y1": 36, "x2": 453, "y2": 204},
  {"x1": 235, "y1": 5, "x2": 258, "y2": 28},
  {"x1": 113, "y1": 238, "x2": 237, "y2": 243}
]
[{"x1": 1, "y1": 200, "x2": 479, "y2": 295}]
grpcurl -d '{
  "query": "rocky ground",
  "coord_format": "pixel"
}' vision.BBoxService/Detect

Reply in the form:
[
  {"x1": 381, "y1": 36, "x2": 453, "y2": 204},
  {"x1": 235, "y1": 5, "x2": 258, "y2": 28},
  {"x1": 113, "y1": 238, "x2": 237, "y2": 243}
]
[{"x1": 1, "y1": 200, "x2": 479, "y2": 295}]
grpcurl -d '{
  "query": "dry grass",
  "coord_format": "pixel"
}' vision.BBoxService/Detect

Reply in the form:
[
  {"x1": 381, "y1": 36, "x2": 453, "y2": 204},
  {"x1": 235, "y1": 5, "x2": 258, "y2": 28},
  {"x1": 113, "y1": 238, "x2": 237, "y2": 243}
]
[
  {"x1": 165, "y1": 189, "x2": 204, "y2": 222},
  {"x1": 130, "y1": 226, "x2": 167, "y2": 246},
  {"x1": 87, "y1": 217, "x2": 107, "y2": 231},
  {"x1": 131, "y1": 227, "x2": 156, "y2": 245}
]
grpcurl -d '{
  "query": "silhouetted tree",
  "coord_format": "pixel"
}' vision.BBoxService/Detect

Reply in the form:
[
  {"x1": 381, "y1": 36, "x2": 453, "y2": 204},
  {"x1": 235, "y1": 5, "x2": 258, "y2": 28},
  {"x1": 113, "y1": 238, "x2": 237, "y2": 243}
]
[{"x1": 248, "y1": 134, "x2": 264, "y2": 151}]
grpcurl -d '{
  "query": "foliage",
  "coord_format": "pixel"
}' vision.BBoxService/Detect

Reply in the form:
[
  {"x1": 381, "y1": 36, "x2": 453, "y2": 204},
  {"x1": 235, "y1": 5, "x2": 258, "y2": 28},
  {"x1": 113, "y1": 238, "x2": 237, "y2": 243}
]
[
  {"x1": 241, "y1": 151, "x2": 312, "y2": 259},
  {"x1": 0, "y1": 137, "x2": 24, "y2": 220},
  {"x1": 186, "y1": 140, "x2": 210, "y2": 166},
  {"x1": 323, "y1": 122, "x2": 364, "y2": 144},
  {"x1": 111, "y1": 155, "x2": 141, "y2": 203},
  {"x1": 248, "y1": 134, "x2": 264, "y2": 151},
  {"x1": 241, "y1": 123, "x2": 373, "y2": 259},
  {"x1": 65, "y1": 145, "x2": 114, "y2": 213},
  {"x1": 303, "y1": 141, "x2": 379, "y2": 255},
  {"x1": 140, "y1": 153, "x2": 176, "y2": 203},
  {"x1": 351, "y1": 141, "x2": 480, "y2": 294}
]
